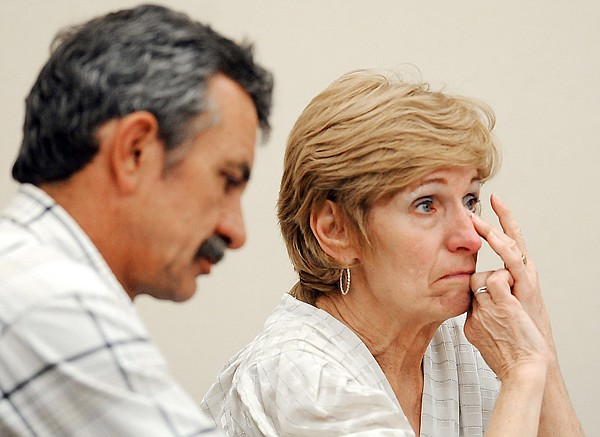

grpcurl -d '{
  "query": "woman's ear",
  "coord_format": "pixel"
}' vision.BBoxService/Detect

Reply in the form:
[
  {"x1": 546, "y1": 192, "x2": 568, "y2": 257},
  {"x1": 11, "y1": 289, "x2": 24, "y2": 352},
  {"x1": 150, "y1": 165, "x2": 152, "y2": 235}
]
[
  {"x1": 310, "y1": 200, "x2": 358, "y2": 264},
  {"x1": 98, "y1": 111, "x2": 165, "y2": 194}
]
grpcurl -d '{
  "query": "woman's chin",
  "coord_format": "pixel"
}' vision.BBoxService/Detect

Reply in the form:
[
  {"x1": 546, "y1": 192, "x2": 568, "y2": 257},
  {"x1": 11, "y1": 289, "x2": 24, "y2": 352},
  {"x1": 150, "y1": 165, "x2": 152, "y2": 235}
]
[{"x1": 443, "y1": 292, "x2": 473, "y2": 319}]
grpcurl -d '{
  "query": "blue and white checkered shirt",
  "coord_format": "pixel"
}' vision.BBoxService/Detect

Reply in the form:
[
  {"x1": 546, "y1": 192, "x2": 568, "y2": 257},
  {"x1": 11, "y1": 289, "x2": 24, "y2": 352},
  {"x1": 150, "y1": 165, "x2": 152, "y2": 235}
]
[{"x1": 0, "y1": 184, "x2": 221, "y2": 436}]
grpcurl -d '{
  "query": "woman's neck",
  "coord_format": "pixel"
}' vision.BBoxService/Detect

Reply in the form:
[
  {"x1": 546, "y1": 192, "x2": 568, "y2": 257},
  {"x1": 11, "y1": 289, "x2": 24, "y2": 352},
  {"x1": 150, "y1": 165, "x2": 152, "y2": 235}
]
[
  {"x1": 315, "y1": 290, "x2": 441, "y2": 435},
  {"x1": 315, "y1": 289, "x2": 440, "y2": 360}
]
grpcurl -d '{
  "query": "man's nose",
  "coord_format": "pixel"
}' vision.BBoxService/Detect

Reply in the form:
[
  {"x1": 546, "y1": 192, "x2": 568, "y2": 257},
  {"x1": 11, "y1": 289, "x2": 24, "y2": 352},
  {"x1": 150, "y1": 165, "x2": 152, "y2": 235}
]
[{"x1": 216, "y1": 200, "x2": 246, "y2": 250}]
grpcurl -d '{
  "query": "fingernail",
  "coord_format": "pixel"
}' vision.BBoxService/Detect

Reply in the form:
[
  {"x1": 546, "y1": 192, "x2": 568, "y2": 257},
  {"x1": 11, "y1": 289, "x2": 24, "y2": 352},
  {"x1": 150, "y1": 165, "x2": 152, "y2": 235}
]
[{"x1": 491, "y1": 193, "x2": 505, "y2": 206}]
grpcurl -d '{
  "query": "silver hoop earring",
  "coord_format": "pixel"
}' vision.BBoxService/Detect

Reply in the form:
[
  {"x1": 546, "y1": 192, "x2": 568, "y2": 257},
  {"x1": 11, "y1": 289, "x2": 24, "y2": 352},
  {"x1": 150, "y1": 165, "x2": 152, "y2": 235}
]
[{"x1": 339, "y1": 268, "x2": 351, "y2": 295}]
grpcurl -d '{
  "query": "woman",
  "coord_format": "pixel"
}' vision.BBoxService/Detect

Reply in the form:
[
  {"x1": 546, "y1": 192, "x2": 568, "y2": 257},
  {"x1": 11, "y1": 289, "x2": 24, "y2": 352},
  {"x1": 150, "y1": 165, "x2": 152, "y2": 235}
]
[{"x1": 202, "y1": 70, "x2": 582, "y2": 436}]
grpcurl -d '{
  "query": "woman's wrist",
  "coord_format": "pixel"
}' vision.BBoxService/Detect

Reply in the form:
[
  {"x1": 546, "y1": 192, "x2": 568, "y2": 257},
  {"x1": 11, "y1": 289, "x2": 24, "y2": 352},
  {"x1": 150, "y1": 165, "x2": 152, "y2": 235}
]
[
  {"x1": 501, "y1": 356, "x2": 549, "y2": 388},
  {"x1": 486, "y1": 360, "x2": 548, "y2": 437}
]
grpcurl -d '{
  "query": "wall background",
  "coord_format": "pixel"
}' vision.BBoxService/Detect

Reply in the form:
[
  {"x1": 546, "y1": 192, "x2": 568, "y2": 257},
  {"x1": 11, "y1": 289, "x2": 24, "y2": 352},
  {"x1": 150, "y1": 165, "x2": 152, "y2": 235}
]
[{"x1": 1, "y1": 0, "x2": 598, "y2": 432}]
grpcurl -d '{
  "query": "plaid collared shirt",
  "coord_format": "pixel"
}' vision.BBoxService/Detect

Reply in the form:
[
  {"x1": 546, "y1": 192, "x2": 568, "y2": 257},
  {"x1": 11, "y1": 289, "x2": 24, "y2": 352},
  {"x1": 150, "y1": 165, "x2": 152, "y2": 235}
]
[{"x1": 0, "y1": 184, "x2": 221, "y2": 436}]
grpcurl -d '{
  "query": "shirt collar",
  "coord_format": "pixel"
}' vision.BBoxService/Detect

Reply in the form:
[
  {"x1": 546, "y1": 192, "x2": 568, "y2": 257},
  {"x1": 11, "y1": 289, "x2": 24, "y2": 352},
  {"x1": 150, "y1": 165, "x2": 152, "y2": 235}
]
[{"x1": 4, "y1": 183, "x2": 131, "y2": 304}]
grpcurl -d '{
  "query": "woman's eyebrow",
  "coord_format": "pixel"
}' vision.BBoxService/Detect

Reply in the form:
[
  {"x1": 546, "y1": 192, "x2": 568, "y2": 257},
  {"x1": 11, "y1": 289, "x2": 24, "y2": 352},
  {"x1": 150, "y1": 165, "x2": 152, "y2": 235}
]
[
  {"x1": 410, "y1": 176, "x2": 481, "y2": 195},
  {"x1": 410, "y1": 177, "x2": 447, "y2": 192}
]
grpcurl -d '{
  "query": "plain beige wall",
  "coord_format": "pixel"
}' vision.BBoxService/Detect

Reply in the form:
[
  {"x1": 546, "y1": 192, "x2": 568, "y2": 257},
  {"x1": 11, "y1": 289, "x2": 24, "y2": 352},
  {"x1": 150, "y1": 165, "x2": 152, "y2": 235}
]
[{"x1": 1, "y1": 0, "x2": 598, "y2": 433}]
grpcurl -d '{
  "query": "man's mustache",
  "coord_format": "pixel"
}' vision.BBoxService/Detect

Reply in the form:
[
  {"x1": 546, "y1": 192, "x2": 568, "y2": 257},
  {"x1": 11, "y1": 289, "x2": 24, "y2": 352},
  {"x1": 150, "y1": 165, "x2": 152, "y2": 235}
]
[{"x1": 196, "y1": 235, "x2": 228, "y2": 265}]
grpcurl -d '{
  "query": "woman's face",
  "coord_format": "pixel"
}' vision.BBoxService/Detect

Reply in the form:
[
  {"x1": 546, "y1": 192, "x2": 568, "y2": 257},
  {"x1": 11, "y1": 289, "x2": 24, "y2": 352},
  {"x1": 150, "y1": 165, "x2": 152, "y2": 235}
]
[{"x1": 356, "y1": 166, "x2": 482, "y2": 322}]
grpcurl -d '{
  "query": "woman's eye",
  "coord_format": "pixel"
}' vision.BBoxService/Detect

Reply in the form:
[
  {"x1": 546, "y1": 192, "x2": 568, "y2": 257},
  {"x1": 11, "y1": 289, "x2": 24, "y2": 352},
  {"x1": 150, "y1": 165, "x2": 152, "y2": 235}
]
[
  {"x1": 415, "y1": 197, "x2": 434, "y2": 213},
  {"x1": 464, "y1": 194, "x2": 480, "y2": 212}
]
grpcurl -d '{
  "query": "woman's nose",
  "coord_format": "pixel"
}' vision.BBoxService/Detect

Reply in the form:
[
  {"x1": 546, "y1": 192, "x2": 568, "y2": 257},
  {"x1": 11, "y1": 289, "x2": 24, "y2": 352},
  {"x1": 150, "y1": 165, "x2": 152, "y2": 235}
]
[{"x1": 447, "y1": 209, "x2": 482, "y2": 253}]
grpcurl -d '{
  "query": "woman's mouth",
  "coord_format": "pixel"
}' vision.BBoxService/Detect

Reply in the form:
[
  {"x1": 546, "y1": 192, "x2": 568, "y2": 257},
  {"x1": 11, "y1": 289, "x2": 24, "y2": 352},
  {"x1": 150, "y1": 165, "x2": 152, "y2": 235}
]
[{"x1": 439, "y1": 270, "x2": 474, "y2": 281}]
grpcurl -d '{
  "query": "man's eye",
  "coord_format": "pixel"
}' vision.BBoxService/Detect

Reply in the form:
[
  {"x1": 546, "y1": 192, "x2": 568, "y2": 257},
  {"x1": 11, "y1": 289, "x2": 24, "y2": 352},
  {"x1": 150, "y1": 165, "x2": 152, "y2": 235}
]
[{"x1": 222, "y1": 174, "x2": 242, "y2": 192}]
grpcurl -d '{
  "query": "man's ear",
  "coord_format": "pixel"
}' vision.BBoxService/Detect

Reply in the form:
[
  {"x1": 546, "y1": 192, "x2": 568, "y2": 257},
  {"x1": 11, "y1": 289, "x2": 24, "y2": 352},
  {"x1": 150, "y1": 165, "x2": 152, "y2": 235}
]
[
  {"x1": 310, "y1": 200, "x2": 358, "y2": 264},
  {"x1": 99, "y1": 111, "x2": 164, "y2": 194}
]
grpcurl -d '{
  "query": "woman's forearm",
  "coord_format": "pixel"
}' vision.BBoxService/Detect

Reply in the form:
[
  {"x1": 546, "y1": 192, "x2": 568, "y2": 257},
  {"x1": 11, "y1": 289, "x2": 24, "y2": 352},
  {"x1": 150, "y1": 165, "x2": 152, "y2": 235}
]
[
  {"x1": 537, "y1": 358, "x2": 584, "y2": 436},
  {"x1": 486, "y1": 367, "x2": 546, "y2": 437}
]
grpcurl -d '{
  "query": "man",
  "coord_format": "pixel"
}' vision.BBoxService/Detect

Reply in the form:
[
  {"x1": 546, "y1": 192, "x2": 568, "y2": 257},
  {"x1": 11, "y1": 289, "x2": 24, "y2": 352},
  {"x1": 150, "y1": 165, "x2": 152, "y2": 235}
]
[{"x1": 0, "y1": 4, "x2": 272, "y2": 435}]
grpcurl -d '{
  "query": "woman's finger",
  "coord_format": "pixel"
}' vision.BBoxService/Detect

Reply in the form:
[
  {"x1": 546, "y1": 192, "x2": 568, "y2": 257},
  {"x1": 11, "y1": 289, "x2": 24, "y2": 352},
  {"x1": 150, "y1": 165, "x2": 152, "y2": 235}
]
[
  {"x1": 472, "y1": 287, "x2": 492, "y2": 306},
  {"x1": 470, "y1": 271, "x2": 493, "y2": 300},
  {"x1": 471, "y1": 212, "x2": 528, "y2": 276},
  {"x1": 490, "y1": 193, "x2": 527, "y2": 256},
  {"x1": 471, "y1": 269, "x2": 514, "y2": 303}
]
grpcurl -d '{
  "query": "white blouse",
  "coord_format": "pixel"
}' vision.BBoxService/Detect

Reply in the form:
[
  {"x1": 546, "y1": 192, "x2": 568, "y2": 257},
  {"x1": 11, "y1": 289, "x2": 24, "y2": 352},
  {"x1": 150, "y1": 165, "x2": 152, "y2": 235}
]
[{"x1": 202, "y1": 293, "x2": 500, "y2": 436}]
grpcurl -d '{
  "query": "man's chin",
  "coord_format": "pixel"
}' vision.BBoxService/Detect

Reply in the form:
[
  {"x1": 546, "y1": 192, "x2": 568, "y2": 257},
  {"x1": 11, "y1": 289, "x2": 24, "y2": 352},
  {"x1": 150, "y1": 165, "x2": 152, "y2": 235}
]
[
  {"x1": 128, "y1": 275, "x2": 199, "y2": 302},
  {"x1": 172, "y1": 281, "x2": 199, "y2": 302},
  {"x1": 158, "y1": 280, "x2": 198, "y2": 303}
]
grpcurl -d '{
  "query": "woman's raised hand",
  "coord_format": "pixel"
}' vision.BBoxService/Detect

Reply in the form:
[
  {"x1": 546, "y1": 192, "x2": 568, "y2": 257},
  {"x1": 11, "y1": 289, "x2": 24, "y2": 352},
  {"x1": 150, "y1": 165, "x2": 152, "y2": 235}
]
[
  {"x1": 464, "y1": 194, "x2": 554, "y2": 382},
  {"x1": 465, "y1": 266, "x2": 550, "y2": 382},
  {"x1": 466, "y1": 194, "x2": 584, "y2": 436},
  {"x1": 471, "y1": 194, "x2": 554, "y2": 347}
]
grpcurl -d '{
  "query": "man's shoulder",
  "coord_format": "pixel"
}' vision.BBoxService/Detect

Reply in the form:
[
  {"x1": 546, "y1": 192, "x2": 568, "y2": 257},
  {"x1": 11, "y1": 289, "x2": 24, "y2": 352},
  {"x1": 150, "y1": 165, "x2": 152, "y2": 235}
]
[
  {"x1": 0, "y1": 225, "x2": 127, "y2": 325},
  {"x1": 1, "y1": 224, "x2": 100, "y2": 282}
]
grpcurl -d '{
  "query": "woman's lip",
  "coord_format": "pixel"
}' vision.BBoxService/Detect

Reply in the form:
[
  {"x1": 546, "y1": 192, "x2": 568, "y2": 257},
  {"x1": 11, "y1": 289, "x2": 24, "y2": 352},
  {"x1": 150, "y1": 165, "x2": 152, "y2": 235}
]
[{"x1": 439, "y1": 271, "x2": 474, "y2": 280}]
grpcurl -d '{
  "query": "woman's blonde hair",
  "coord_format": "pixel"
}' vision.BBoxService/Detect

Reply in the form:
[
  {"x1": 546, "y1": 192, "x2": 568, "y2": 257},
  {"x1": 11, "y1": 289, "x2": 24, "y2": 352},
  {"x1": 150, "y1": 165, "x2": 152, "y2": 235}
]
[{"x1": 278, "y1": 69, "x2": 499, "y2": 304}]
